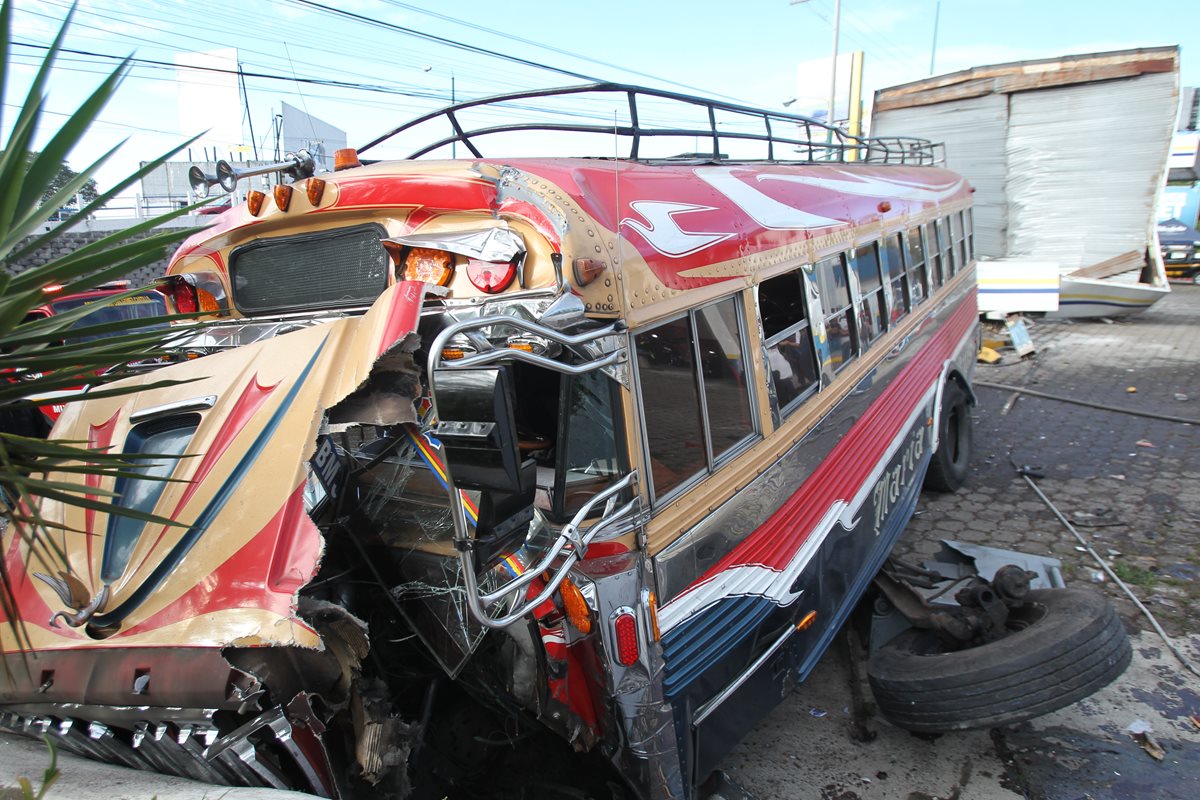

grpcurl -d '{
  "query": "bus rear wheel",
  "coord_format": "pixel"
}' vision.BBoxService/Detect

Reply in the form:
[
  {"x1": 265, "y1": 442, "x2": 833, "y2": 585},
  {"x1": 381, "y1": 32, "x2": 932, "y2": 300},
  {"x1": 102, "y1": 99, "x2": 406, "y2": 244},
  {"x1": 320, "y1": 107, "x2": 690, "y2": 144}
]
[
  {"x1": 866, "y1": 588, "x2": 1131, "y2": 733},
  {"x1": 924, "y1": 379, "x2": 972, "y2": 492}
]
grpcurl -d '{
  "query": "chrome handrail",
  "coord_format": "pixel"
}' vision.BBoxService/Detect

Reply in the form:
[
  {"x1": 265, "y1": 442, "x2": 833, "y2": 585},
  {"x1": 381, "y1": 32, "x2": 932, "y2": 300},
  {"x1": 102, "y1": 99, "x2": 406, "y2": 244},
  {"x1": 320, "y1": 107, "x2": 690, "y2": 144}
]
[
  {"x1": 459, "y1": 472, "x2": 640, "y2": 628},
  {"x1": 425, "y1": 312, "x2": 636, "y2": 628}
]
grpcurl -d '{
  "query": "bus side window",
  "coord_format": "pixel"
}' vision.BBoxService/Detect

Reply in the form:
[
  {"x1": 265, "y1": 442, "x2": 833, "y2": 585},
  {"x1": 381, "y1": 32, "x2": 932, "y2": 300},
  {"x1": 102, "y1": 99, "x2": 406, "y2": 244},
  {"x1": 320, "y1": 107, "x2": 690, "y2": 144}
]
[
  {"x1": 926, "y1": 222, "x2": 944, "y2": 289},
  {"x1": 965, "y1": 208, "x2": 975, "y2": 260},
  {"x1": 813, "y1": 254, "x2": 856, "y2": 373},
  {"x1": 635, "y1": 295, "x2": 757, "y2": 504},
  {"x1": 852, "y1": 243, "x2": 886, "y2": 345},
  {"x1": 905, "y1": 228, "x2": 927, "y2": 306},
  {"x1": 759, "y1": 269, "x2": 819, "y2": 417},
  {"x1": 953, "y1": 210, "x2": 968, "y2": 266},
  {"x1": 941, "y1": 216, "x2": 957, "y2": 277},
  {"x1": 882, "y1": 233, "x2": 909, "y2": 323}
]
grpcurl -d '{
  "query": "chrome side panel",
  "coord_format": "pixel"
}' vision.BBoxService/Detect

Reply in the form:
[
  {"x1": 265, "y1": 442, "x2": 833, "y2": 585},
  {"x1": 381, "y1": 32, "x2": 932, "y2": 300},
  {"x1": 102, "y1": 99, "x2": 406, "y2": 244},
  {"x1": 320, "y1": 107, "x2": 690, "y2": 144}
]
[{"x1": 574, "y1": 552, "x2": 685, "y2": 800}]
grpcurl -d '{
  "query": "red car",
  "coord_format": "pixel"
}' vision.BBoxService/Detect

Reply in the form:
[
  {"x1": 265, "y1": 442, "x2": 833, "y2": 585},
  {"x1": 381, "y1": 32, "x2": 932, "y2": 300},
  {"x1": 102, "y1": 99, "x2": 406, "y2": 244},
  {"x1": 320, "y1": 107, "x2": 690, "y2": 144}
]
[{"x1": 7, "y1": 281, "x2": 172, "y2": 430}]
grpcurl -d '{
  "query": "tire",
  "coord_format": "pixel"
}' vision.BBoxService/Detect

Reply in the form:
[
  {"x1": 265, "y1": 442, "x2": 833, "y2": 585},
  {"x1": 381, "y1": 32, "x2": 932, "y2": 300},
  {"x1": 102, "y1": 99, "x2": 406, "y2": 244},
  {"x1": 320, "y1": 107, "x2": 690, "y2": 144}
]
[
  {"x1": 923, "y1": 379, "x2": 972, "y2": 492},
  {"x1": 867, "y1": 588, "x2": 1131, "y2": 733}
]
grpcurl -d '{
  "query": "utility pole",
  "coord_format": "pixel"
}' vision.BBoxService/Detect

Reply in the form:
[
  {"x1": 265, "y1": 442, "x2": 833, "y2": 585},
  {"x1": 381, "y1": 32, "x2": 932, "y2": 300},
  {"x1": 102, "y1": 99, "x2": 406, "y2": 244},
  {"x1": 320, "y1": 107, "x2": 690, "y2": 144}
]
[{"x1": 929, "y1": 0, "x2": 941, "y2": 76}]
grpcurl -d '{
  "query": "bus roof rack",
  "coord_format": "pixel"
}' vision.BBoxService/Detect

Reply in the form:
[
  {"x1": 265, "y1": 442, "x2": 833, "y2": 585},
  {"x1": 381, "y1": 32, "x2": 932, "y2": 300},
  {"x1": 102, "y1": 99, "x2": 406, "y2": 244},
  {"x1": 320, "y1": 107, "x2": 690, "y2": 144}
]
[{"x1": 358, "y1": 82, "x2": 943, "y2": 166}]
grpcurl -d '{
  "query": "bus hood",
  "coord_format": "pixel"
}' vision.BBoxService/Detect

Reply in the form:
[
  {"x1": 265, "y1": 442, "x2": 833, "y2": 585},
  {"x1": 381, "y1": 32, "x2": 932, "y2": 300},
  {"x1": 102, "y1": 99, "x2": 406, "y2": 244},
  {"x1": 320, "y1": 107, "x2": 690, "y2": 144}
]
[{"x1": 6, "y1": 281, "x2": 427, "y2": 652}]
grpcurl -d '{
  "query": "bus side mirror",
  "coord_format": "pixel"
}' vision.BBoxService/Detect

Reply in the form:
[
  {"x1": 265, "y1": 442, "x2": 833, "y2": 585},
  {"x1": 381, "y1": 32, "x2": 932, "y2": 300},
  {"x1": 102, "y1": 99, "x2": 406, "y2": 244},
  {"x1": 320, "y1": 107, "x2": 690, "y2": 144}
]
[{"x1": 434, "y1": 367, "x2": 536, "y2": 559}]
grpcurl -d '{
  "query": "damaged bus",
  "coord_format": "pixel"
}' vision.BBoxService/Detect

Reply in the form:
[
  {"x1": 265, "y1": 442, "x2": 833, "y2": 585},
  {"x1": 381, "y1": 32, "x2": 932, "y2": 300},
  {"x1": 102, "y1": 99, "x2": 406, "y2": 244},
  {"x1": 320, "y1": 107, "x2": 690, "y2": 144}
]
[{"x1": 0, "y1": 85, "x2": 1129, "y2": 799}]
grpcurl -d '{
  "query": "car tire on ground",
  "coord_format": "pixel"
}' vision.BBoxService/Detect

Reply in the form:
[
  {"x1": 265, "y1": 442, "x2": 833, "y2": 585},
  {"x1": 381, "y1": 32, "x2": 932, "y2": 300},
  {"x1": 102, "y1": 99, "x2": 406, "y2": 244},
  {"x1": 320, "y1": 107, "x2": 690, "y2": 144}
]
[
  {"x1": 867, "y1": 588, "x2": 1131, "y2": 733},
  {"x1": 923, "y1": 378, "x2": 972, "y2": 492}
]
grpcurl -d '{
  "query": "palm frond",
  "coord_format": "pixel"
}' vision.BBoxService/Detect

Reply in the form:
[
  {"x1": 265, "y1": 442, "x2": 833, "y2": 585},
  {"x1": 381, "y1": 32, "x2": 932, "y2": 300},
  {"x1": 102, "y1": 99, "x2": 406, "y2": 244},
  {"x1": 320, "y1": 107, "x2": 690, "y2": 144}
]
[{"x1": 1, "y1": 0, "x2": 219, "y2": 651}]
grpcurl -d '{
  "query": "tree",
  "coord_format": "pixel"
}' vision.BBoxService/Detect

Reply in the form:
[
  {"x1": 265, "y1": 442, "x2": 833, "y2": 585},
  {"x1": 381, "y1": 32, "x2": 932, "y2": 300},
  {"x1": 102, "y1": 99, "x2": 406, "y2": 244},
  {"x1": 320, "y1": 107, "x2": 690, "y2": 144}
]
[
  {"x1": 0, "y1": 0, "x2": 206, "y2": 652},
  {"x1": 40, "y1": 156, "x2": 98, "y2": 208}
]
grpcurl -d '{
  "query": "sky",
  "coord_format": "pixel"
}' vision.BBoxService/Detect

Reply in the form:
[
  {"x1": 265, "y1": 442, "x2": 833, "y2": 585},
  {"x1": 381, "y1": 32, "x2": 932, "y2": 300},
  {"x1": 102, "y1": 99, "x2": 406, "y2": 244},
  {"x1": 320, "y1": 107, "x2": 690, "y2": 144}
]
[{"x1": 8, "y1": 0, "x2": 1200, "y2": 203}]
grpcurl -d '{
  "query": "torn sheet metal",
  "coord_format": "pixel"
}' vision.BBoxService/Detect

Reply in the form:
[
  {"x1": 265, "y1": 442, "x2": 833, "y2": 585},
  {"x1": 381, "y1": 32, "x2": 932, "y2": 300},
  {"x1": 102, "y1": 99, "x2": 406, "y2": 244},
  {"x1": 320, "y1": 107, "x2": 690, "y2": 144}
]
[
  {"x1": 1, "y1": 280, "x2": 427, "y2": 656},
  {"x1": 926, "y1": 539, "x2": 1065, "y2": 590},
  {"x1": 384, "y1": 225, "x2": 526, "y2": 263}
]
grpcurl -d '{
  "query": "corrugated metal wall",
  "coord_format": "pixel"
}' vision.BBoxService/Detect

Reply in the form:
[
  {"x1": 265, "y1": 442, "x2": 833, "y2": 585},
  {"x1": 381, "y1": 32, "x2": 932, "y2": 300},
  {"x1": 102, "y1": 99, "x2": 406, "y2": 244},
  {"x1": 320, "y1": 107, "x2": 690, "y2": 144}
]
[
  {"x1": 872, "y1": 95, "x2": 1010, "y2": 258},
  {"x1": 871, "y1": 70, "x2": 1177, "y2": 272},
  {"x1": 1005, "y1": 72, "x2": 1177, "y2": 269}
]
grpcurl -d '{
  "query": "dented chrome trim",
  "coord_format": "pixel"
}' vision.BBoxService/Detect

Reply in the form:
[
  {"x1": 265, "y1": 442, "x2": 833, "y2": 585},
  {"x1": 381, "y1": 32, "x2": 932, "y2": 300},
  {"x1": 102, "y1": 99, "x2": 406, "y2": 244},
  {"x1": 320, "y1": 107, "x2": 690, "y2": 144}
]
[{"x1": 129, "y1": 395, "x2": 217, "y2": 423}]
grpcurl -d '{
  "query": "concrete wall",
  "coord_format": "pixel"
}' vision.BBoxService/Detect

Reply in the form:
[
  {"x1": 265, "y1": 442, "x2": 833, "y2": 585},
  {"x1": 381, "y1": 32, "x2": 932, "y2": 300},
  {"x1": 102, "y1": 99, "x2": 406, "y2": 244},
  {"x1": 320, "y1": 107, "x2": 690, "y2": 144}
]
[{"x1": 4, "y1": 217, "x2": 213, "y2": 287}]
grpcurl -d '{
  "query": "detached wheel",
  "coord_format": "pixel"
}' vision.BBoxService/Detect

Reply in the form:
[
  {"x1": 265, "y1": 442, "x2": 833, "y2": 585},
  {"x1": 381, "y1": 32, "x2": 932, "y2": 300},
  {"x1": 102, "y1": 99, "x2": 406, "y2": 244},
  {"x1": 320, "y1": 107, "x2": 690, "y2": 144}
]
[
  {"x1": 924, "y1": 379, "x2": 972, "y2": 492},
  {"x1": 867, "y1": 588, "x2": 1131, "y2": 733}
]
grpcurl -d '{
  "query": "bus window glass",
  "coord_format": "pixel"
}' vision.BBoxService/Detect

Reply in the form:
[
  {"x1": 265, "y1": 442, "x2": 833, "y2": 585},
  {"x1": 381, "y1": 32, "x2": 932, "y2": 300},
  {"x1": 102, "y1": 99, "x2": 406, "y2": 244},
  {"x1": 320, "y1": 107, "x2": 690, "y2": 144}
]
[
  {"x1": 965, "y1": 208, "x2": 975, "y2": 259},
  {"x1": 853, "y1": 244, "x2": 886, "y2": 345},
  {"x1": 953, "y1": 211, "x2": 968, "y2": 266},
  {"x1": 814, "y1": 254, "x2": 851, "y2": 311},
  {"x1": 883, "y1": 233, "x2": 910, "y2": 322},
  {"x1": 760, "y1": 271, "x2": 818, "y2": 415},
  {"x1": 559, "y1": 370, "x2": 621, "y2": 516},
  {"x1": 906, "y1": 229, "x2": 927, "y2": 306},
  {"x1": 695, "y1": 299, "x2": 755, "y2": 460},
  {"x1": 939, "y1": 216, "x2": 956, "y2": 276},
  {"x1": 636, "y1": 317, "x2": 706, "y2": 498},
  {"x1": 926, "y1": 222, "x2": 943, "y2": 289},
  {"x1": 815, "y1": 254, "x2": 856, "y2": 373},
  {"x1": 759, "y1": 271, "x2": 806, "y2": 340}
]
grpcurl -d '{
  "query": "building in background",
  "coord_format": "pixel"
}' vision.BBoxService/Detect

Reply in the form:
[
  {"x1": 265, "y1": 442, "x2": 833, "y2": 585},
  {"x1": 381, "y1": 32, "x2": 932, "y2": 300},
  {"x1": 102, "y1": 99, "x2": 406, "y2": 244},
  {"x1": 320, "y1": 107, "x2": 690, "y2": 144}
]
[
  {"x1": 872, "y1": 47, "x2": 1179, "y2": 318},
  {"x1": 133, "y1": 59, "x2": 348, "y2": 217}
]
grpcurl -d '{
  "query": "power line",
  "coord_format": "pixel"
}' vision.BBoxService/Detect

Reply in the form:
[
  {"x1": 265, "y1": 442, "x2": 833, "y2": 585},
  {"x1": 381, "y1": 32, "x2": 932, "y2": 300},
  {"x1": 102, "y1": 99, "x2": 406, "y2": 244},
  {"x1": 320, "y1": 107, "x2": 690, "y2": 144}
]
[
  {"x1": 13, "y1": 41, "x2": 445, "y2": 100},
  {"x1": 372, "y1": 0, "x2": 749, "y2": 102},
  {"x1": 285, "y1": 0, "x2": 603, "y2": 84}
]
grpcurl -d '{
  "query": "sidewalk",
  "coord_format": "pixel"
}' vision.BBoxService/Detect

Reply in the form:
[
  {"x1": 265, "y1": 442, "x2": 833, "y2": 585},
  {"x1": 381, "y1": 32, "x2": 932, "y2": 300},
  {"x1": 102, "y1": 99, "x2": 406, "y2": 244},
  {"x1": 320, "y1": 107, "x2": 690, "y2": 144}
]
[{"x1": 899, "y1": 283, "x2": 1200, "y2": 636}]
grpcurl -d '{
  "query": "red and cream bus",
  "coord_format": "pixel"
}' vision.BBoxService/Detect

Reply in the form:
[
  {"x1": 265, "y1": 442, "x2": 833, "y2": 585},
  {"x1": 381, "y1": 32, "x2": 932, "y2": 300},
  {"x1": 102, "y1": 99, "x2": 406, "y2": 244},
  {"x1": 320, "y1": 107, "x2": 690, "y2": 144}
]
[{"x1": 1, "y1": 84, "x2": 1126, "y2": 799}]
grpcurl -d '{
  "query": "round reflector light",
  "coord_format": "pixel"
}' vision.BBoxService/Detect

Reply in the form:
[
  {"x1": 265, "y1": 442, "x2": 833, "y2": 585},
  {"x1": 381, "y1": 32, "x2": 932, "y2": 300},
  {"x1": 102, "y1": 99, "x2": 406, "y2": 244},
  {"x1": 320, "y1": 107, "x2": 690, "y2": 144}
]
[{"x1": 465, "y1": 259, "x2": 516, "y2": 294}]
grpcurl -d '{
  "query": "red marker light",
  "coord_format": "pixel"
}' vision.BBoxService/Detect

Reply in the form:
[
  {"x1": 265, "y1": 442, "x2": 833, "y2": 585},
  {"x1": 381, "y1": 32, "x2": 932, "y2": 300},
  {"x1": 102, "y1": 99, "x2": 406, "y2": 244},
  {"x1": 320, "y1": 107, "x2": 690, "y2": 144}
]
[
  {"x1": 612, "y1": 610, "x2": 639, "y2": 666},
  {"x1": 465, "y1": 259, "x2": 516, "y2": 294}
]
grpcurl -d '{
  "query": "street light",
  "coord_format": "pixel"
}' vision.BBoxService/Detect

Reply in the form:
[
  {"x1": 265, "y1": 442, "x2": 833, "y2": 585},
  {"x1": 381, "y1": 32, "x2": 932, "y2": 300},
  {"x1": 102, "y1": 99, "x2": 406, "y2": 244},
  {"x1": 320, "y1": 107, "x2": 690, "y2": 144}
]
[
  {"x1": 790, "y1": 0, "x2": 842, "y2": 132},
  {"x1": 423, "y1": 65, "x2": 457, "y2": 158}
]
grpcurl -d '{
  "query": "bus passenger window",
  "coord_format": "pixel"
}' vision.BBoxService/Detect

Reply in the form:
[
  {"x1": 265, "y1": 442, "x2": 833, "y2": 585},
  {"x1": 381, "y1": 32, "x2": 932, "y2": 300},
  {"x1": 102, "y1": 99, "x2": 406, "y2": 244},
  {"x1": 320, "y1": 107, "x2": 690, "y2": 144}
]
[
  {"x1": 965, "y1": 208, "x2": 975, "y2": 260},
  {"x1": 814, "y1": 254, "x2": 856, "y2": 373},
  {"x1": 925, "y1": 222, "x2": 943, "y2": 289},
  {"x1": 635, "y1": 296, "x2": 758, "y2": 504},
  {"x1": 952, "y1": 211, "x2": 968, "y2": 266},
  {"x1": 695, "y1": 299, "x2": 755, "y2": 462},
  {"x1": 852, "y1": 243, "x2": 886, "y2": 345},
  {"x1": 882, "y1": 233, "x2": 909, "y2": 323},
  {"x1": 905, "y1": 228, "x2": 927, "y2": 306},
  {"x1": 635, "y1": 317, "x2": 706, "y2": 499},
  {"x1": 759, "y1": 271, "x2": 818, "y2": 416},
  {"x1": 939, "y1": 217, "x2": 956, "y2": 277}
]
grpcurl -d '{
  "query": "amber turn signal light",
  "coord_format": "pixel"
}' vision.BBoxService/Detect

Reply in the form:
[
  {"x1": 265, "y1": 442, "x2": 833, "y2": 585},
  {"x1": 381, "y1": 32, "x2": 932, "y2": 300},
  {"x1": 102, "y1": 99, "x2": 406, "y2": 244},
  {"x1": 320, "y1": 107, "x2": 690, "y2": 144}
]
[
  {"x1": 573, "y1": 258, "x2": 607, "y2": 286},
  {"x1": 306, "y1": 177, "x2": 326, "y2": 206},
  {"x1": 273, "y1": 184, "x2": 293, "y2": 211},
  {"x1": 796, "y1": 610, "x2": 817, "y2": 631},
  {"x1": 334, "y1": 148, "x2": 361, "y2": 171},
  {"x1": 403, "y1": 247, "x2": 454, "y2": 286},
  {"x1": 560, "y1": 577, "x2": 592, "y2": 634},
  {"x1": 246, "y1": 190, "x2": 266, "y2": 216},
  {"x1": 647, "y1": 591, "x2": 662, "y2": 642}
]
